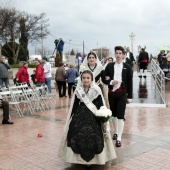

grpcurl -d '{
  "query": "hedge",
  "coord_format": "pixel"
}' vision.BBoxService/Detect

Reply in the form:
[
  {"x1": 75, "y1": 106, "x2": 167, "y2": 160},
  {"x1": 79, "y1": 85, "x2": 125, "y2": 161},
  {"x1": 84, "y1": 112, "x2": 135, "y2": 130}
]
[{"x1": 10, "y1": 63, "x2": 36, "y2": 68}]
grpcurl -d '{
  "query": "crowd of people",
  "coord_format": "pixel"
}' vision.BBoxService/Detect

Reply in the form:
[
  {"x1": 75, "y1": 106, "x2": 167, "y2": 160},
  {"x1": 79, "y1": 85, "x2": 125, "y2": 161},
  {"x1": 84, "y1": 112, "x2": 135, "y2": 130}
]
[
  {"x1": 0, "y1": 46, "x2": 141, "y2": 166},
  {"x1": 57, "y1": 46, "x2": 134, "y2": 168},
  {"x1": 1, "y1": 45, "x2": 169, "y2": 168}
]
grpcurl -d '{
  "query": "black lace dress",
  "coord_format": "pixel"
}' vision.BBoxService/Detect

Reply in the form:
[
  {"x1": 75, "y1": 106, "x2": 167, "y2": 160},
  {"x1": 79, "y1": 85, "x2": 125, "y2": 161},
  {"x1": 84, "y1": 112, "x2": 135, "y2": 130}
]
[{"x1": 67, "y1": 95, "x2": 104, "y2": 162}]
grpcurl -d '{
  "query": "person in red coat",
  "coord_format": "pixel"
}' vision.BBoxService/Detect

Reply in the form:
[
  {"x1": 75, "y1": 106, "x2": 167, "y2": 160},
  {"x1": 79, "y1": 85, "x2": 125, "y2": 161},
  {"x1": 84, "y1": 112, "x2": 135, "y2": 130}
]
[
  {"x1": 16, "y1": 61, "x2": 30, "y2": 86},
  {"x1": 35, "y1": 60, "x2": 45, "y2": 86}
]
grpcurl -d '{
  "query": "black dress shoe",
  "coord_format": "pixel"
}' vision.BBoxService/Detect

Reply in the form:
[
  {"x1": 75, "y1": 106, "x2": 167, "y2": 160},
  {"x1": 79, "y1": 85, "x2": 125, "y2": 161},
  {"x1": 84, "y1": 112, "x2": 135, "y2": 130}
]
[
  {"x1": 112, "y1": 134, "x2": 117, "y2": 140},
  {"x1": 138, "y1": 75, "x2": 142, "y2": 78},
  {"x1": 2, "y1": 120, "x2": 14, "y2": 124},
  {"x1": 115, "y1": 140, "x2": 121, "y2": 147},
  {"x1": 86, "y1": 164, "x2": 92, "y2": 169},
  {"x1": 143, "y1": 75, "x2": 147, "y2": 78}
]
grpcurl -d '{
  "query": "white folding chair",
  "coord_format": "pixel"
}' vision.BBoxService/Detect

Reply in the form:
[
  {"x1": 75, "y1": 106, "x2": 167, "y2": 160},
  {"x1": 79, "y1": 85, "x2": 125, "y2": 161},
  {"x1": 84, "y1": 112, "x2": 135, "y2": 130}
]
[
  {"x1": 34, "y1": 85, "x2": 50, "y2": 110},
  {"x1": 9, "y1": 85, "x2": 34, "y2": 116},
  {"x1": 23, "y1": 87, "x2": 46, "y2": 112},
  {"x1": 13, "y1": 83, "x2": 44, "y2": 113},
  {"x1": 0, "y1": 90, "x2": 23, "y2": 117},
  {"x1": 41, "y1": 84, "x2": 56, "y2": 109}
]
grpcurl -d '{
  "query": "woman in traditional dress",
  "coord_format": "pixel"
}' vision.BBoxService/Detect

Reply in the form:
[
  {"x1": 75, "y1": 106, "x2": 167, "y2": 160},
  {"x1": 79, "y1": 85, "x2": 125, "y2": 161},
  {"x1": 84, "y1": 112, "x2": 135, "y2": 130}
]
[
  {"x1": 80, "y1": 51, "x2": 110, "y2": 108},
  {"x1": 79, "y1": 51, "x2": 103, "y2": 83},
  {"x1": 58, "y1": 70, "x2": 116, "y2": 167}
]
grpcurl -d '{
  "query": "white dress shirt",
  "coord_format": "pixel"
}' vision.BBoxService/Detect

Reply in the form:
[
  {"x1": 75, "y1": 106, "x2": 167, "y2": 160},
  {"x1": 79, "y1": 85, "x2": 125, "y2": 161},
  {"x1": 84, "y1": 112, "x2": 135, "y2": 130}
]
[
  {"x1": 126, "y1": 52, "x2": 130, "y2": 59},
  {"x1": 114, "y1": 62, "x2": 123, "y2": 81},
  {"x1": 109, "y1": 62, "x2": 123, "y2": 92},
  {"x1": 109, "y1": 62, "x2": 132, "y2": 102},
  {"x1": 43, "y1": 62, "x2": 52, "y2": 78}
]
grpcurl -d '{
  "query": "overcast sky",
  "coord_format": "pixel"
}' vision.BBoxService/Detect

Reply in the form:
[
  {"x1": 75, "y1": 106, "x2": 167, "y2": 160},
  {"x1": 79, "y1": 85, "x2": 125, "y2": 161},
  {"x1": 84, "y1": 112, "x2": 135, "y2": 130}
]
[{"x1": 2, "y1": 0, "x2": 170, "y2": 57}]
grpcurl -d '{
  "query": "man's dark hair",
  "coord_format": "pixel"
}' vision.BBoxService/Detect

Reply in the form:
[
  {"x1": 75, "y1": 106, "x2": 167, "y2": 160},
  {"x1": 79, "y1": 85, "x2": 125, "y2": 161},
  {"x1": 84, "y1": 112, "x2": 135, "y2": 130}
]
[
  {"x1": 42, "y1": 57, "x2": 48, "y2": 61},
  {"x1": 115, "y1": 46, "x2": 125, "y2": 53},
  {"x1": 122, "y1": 51, "x2": 126, "y2": 55}
]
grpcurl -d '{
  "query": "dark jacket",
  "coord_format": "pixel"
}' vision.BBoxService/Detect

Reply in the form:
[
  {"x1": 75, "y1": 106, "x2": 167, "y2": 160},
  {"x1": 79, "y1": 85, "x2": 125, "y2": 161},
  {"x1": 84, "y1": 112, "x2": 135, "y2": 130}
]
[
  {"x1": 125, "y1": 58, "x2": 132, "y2": 66},
  {"x1": 126, "y1": 52, "x2": 135, "y2": 66},
  {"x1": 124, "y1": 58, "x2": 133, "y2": 77},
  {"x1": 31, "y1": 74, "x2": 36, "y2": 84},
  {"x1": 55, "y1": 39, "x2": 65, "y2": 51},
  {"x1": 161, "y1": 63, "x2": 170, "y2": 71},
  {"x1": 138, "y1": 51, "x2": 149, "y2": 63},
  {"x1": 55, "y1": 67, "x2": 66, "y2": 81},
  {"x1": 102, "y1": 62, "x2": 133, "y2": 99},
  {"x1": 158, "y1": 53, "x2": 165, "y2": 65},
  {"x1": 65, "y1": 68, "x2": 79, "y2": 83},
  {"x1": 0, "y1": 62, "x2": 10, "y2": 78}
]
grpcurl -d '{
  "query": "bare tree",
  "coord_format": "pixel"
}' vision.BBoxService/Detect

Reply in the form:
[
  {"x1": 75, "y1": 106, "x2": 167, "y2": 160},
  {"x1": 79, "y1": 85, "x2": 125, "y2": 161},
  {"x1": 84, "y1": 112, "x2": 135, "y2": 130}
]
[
  {"x1": 18, "y1": 12, "x2": 50, "y2": 59},
  {"x1": 0, "y1": 4, "x2": 50, "y2": 63},
  {"x1": 20, "y1": 12, "x2": 50, "y2": 43},
  {"x1": 0, "y1": 6, "x2": 21, "y2": 63},
  {"x1": 37, "y1": 47, "x2": 52, "y2": 57}
]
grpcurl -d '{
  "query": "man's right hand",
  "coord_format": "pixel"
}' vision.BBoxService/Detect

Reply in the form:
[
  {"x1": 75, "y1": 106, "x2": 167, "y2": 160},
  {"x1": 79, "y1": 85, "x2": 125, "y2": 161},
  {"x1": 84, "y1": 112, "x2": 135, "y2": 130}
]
[
  {"x1": 105, "y1": 76, "x2": 110, "y2": 80},
  {"x1": 112, "y1": 80, "x2": 119, "y2": 85}
]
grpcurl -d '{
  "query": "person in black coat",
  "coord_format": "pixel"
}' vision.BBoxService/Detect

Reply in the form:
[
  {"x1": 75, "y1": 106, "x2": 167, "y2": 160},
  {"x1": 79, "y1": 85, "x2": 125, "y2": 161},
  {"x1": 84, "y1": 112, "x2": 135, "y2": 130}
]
[
  {"x1": 126, "y1": 47, "x2": 135, "y2": 67},
  {"x1": 122, "y1": 51, "x2": 133, "y2": 77},
  {"x1": 157, "y1": 50, "x2": 166, "y2": 68},
  {"x1": 54, "y1": 38, "x2": 65, "y2": 58},
  {"x1": 102, "y1": 46, "x2": 133, "y2": 147},
  {"x1": 138, "y1": 48, "x2": 149, "y2": 77},
  {"x1": 122, "y1": 52, "x2": 132, "y2": 66},
  {"x1": 0, "y1": 96, "x2": 14, "y2": 124}
]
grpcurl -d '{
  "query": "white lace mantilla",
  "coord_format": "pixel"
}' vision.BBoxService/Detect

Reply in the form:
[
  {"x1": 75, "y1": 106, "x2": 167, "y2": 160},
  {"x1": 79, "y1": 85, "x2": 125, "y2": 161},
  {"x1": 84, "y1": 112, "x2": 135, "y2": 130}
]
[
  {"x1": 80, "y1": 64, "x2": 103, "y2": 78},
  {"x1": 75, "y1": 86, "x2": 101, "y2": 103}
]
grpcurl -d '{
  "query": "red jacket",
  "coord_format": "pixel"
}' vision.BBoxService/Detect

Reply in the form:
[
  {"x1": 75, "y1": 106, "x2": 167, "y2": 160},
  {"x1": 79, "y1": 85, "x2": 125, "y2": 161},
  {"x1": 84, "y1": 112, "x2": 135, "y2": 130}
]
[
  {"x1": 16, "y1": 66, "x2": 29, "y2": 83},
  {"x1": 35, "y1": 64, "x2": 45, "y2": 83}
]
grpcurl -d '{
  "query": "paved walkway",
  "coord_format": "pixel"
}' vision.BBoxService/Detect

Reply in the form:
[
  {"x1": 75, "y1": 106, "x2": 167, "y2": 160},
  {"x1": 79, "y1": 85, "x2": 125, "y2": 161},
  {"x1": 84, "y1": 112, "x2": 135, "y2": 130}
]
[
  {"x1": 128, "y1": 71, "x2": 167, "y2": 109},
  {"x1": 0, "y1": 75, "x2": 170, "y2": 169}
]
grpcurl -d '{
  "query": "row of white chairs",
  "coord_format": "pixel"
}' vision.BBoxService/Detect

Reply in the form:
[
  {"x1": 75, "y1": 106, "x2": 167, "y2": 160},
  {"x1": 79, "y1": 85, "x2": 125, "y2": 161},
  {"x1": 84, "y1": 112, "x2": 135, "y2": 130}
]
[{"x1": 0, "y1": 83, "x2": 56, "y2": 118}]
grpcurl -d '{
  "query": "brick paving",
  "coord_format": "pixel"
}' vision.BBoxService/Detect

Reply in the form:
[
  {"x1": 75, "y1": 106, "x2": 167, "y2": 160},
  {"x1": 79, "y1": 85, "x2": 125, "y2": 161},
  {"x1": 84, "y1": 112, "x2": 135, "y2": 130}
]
[{"x1": 1, "y1": 72, "x2": 170, "y2": 169}]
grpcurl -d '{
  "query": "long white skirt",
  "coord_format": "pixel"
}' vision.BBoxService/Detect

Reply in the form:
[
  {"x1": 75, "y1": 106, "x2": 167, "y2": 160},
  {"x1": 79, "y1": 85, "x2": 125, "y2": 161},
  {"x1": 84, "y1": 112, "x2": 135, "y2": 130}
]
[{"x1": 58, "y1": 119, "x2": 117, "y2": 165}]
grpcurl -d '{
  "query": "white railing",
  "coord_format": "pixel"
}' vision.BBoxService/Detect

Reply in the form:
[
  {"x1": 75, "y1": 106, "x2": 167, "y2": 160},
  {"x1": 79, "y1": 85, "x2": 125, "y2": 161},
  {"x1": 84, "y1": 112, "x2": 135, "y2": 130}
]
[{"x1": 151, "y1": 59, "x2": 165, "y2": 104}]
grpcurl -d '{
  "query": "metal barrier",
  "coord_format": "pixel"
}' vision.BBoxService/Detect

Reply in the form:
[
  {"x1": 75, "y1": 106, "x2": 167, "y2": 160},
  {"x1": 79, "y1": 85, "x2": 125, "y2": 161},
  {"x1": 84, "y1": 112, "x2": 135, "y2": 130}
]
[{"x1": 151, "y1": 59, "x2": 165, "y2": 104}]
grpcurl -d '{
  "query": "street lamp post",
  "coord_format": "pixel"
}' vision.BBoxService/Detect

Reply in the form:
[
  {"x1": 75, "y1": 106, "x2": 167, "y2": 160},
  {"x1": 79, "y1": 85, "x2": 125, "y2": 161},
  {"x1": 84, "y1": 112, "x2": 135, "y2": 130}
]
[{"x1": 69, "y1": 39, "x2": 72, "y2": 57}]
